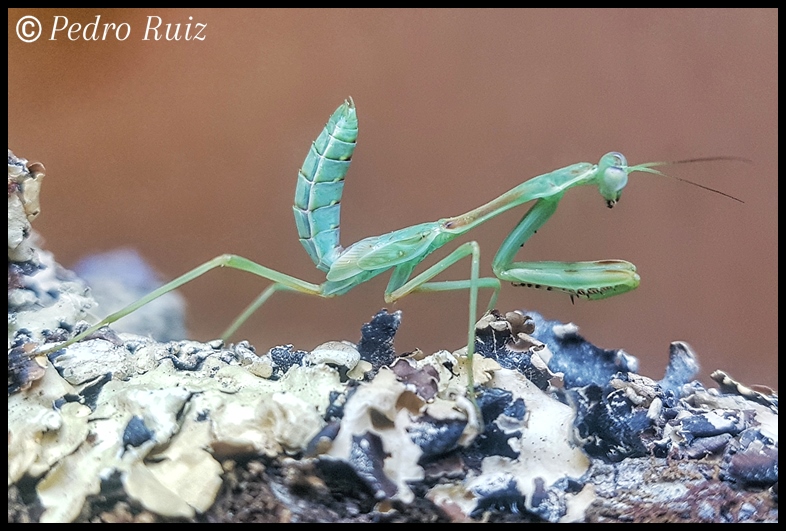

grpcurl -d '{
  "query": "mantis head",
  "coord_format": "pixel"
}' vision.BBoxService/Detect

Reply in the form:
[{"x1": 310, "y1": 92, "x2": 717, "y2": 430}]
[
  {"x1": 597, "y1": 152, "x2": 629, "y2": 208},
  {"x1": 597, "y1": 151, "x2": 745, "y2": 208}
]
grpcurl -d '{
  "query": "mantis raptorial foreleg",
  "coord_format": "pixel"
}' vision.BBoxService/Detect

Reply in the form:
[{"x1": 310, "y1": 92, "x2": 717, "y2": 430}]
[
  {"x1": 490, "y1": 195, "x2": 640, "y2": 300},
  {"x1": 36, "y1": 99, "x2": 743, "y2": 413}
]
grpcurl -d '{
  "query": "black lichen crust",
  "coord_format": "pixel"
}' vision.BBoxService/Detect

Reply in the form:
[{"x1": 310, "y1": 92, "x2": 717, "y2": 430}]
[{"x1": 357, "y1": 309, "x2": 400, "y2": 371}]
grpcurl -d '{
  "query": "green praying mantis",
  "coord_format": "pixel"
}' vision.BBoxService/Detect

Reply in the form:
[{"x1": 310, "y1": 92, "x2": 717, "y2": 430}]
[{"x1": 37, "y1": 98, "x2": 743, "y2": 400}]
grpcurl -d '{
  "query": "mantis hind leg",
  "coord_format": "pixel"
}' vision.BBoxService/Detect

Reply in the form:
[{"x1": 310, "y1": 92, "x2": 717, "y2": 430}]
[
  {"x1": 221, "y1": 282, "x2": 299, "y2": 341},
  {"x1": 492, "y1": 198, "x2": 640, "y2": 300},
  {"x1": 37, "y1": 254, "x2": 324, "y2": 355}
]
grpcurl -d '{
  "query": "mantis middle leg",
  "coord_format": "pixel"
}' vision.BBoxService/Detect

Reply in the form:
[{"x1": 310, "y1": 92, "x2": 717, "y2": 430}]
[{"x1": 383, "y1": 241, "x2": 503, "y2": 400}]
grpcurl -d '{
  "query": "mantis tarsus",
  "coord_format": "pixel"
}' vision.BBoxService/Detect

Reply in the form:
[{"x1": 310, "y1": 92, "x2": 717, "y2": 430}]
[{"x1": 37, "y1": 98, "x2": 743, "y2": 403}]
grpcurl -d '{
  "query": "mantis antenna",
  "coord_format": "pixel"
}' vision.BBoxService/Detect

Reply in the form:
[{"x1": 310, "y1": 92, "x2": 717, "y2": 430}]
[{"x1": 630, "y1": 156, "x2": 748, "y2": 204}]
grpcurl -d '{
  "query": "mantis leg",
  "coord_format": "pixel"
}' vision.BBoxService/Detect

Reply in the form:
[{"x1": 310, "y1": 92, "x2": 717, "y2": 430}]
[
  {"x1": 38, "y1": 254, "x2": 324, "y2": 355},
  {"x1": 221, "y1": 282, "x2": 297, "y2": 341},
  {"x1": 385, "y1": 242, "x2": 502, "y2": 402},
  {"x1": 492, "y1": 198, "x2": 640, "y2": 300}
]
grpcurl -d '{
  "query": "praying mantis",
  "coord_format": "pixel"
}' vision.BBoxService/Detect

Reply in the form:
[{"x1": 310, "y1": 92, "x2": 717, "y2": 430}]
[{"x1": 37, "y1": 98, "x2": 743, "y2": 400}]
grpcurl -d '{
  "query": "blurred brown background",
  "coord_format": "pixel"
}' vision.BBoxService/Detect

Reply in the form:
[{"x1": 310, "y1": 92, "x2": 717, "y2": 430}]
[{"x1": 8, "y1": 9, "x2": 777, "y2": 388}]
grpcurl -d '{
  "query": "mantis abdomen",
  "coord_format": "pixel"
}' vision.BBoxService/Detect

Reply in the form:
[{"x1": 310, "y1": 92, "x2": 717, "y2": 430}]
[{"x1": 293, "y1": 99, "x2": 358, "y2": 272}]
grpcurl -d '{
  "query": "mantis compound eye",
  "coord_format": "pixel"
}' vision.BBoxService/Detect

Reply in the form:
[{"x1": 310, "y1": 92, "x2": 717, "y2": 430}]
[
  {"x1": 599, "y1": 151, "x2": 627, "y2": 169},
  {"x1": 608, "y1": 152, "x2": 626, "y2": 168}
]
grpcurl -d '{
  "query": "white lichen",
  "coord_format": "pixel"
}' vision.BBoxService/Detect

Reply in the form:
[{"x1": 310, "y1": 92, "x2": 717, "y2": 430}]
[{"x1": 428, "y1": 368, "x2": 593, "y2": 522}]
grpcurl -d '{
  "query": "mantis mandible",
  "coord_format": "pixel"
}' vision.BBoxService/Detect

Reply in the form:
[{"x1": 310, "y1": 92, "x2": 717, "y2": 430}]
[{"x1": 37, "y1": 99, "x2": 743, "y2": 401}]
